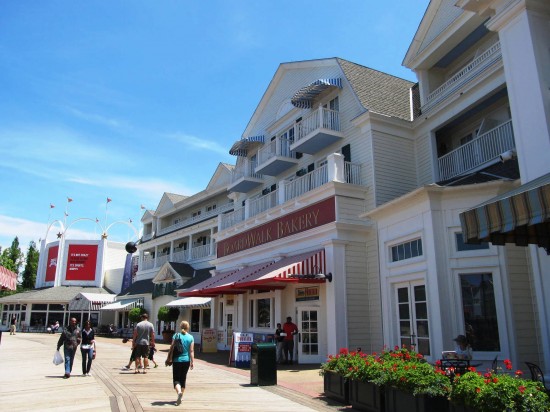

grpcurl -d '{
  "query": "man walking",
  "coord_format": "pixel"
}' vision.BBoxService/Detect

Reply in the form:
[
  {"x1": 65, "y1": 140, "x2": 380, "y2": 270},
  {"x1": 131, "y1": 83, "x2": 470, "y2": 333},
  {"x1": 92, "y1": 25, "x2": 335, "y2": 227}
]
[
  {"x1": 9, "y1": 316, "x2": 16, "y2": 335},
  {"x1": 57, "y1": 317, "x2": 81, "y2": 378},
  {"x1": 132, "y1": 313, "x2": 155, "y2": 373},
  {"x1": 282, "y1": 316, "x2": 298, "y2": 364}
]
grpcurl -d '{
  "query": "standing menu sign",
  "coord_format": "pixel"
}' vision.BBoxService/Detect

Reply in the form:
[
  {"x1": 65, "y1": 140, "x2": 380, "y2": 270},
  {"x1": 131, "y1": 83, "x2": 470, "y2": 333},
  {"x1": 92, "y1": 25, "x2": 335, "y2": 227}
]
[
  {"x1": 201, "y1": 329, "x2": 217, "y2": 353},
  {"x1": 231, "y1": 332, "x2": 253, "y2": 368}
]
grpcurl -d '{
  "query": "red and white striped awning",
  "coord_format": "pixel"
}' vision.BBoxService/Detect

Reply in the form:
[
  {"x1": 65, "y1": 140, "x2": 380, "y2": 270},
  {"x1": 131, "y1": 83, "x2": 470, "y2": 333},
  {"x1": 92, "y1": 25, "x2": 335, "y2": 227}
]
[
  {"x1": 0, "y1": 266, "x2": 17, "y2": 290},
  {"x1": 235, "y1": 250, "x2": 326, "y2": 289}
]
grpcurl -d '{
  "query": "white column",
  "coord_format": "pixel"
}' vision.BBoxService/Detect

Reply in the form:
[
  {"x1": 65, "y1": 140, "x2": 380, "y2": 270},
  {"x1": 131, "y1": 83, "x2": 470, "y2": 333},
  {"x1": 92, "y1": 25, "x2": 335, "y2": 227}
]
[
  {"x1": 324, "y1": 240, "x2": 348, "y2": 354},
  {"x1": 486, "y1": 0, "x2": 550, "y2": 182},
  {"x1": 327, "y1": 153, "x2": 345, "y2": 183}
]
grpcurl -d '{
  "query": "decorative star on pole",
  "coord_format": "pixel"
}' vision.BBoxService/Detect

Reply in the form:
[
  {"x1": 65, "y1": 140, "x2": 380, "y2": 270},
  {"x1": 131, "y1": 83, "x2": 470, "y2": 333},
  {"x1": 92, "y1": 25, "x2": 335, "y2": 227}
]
[{"x1": 57, "y1": 232, "x2": 63, "y2": 239}]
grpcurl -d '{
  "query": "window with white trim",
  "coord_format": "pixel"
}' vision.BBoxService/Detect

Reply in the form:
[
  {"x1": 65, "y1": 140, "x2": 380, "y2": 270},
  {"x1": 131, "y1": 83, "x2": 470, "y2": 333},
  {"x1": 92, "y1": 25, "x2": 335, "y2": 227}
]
[
  {"x1": 248, "y1": 291, "x2": 273, "y2": 328},
  {"x1": 391, "y1": 238, "x2": 423, "y2": 262}
]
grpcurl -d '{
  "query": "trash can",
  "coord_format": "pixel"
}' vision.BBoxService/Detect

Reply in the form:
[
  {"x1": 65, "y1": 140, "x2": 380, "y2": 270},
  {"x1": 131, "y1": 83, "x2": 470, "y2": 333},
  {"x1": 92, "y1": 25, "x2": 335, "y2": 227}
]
[{"x1": 250, "y1": 342, "x2": 277, "y2": 386}]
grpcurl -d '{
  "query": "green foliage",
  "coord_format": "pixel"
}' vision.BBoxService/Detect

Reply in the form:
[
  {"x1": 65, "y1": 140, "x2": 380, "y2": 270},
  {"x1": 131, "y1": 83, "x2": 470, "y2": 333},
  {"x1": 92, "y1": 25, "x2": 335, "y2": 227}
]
[
  {"x1": 128, "y1": 307, "x2": 146, "y2": 323},
  {"x1": 320, "y1": 346, "x2": 451, "y2": 397},
  {"x1": 157, "y1": 306, "x2": 180, "y2": 322},
  {"x1": 21, "y1": 241, "x2": 39, "y2": 289},
  {"x1": 449, "y1": 360, "x2": 550, "y2": 411},
  {"x1": 0, "y1": 237, "x2": 23, "y2": 274}
]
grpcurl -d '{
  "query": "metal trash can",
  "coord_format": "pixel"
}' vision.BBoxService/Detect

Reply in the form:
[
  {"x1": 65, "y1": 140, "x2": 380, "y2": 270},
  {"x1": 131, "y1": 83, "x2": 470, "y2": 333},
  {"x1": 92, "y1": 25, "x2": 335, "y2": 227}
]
[{"x1": 250, "y1": 342, "x2": 277, "y2": 386}]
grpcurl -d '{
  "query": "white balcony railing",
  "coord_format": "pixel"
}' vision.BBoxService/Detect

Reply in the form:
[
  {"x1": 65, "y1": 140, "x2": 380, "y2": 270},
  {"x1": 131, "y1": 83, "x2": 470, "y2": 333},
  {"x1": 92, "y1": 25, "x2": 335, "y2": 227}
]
[
  {"x1": 172, "y1": 249, "x2": 188, "y2": 263},
  {"x1": 295, "y1": 106, "x2": 340, "y2": 143},
  {"x1": 157, "y1": 202, "x2": 234, "y2": 236},
  {"x1": 156, "y1": 254, "x2": 170, "y2": 267},
  {"x1": 423, "y1": 42, "x2": 502, "y2": 113},
  {"x1": 190, "y1": 244, "x2": 212, "y2": 260},
  {"x1": 257, "y1": 135, "x2": 295, "y2": 165},
  {"x1": 141, "y1": 256, "x2": 154, "y2": 271},
  {"x1": 284, "y1": 164, "x2": 329, "y2": 201},
  {"x1": 220, "y1": 159, "x2": 363, "y2": 231},
  {"x1": 220, "y1": 207, "x2": 246, "y2": 231},
  {"x1": 142, "y1": 232, "x2": 154, "y2": 242},
  {"x1": 249, "y1": 190, "x2": 278, "y2": 218},
  {"x1": 231, "y1": 158, "x2": 262, "y2": 184},
  {"x1": 438, "y1": 120, "x2": 515, "y2": 181}
]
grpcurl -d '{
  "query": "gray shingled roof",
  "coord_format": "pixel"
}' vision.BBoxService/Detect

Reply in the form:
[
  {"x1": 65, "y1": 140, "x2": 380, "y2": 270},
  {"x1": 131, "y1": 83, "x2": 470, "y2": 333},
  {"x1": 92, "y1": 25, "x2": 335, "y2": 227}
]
[
  {"x1": 337, "y1": 58, "x2": 414, "y2": 121},
  {"x1": 119, "y1": 278, "x2": 154, "y2": 296},
  {"x1": 0, "y1": 286, "x2": 114, "y2": 304}
]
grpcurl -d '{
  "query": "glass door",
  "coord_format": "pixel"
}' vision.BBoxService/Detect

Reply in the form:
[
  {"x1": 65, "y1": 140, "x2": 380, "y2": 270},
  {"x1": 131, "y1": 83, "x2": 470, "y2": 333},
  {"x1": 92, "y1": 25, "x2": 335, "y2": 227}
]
[
  {"x1": 298, "y1": 308, "x2": 323, "y2": 364},
  {"x1": 395, "y1": 281, "x2": 430, "y2": 356}
]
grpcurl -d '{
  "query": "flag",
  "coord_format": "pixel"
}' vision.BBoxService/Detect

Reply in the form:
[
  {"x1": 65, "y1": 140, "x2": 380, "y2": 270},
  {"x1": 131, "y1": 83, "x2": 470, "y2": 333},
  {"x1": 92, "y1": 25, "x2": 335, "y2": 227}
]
[
  {"x1": 140, "y1": 204, "x2": 146, "y2": 210},
  {"x1": 67, "y1": 197, "x2": 73, "y2": 202},
  {"x1": 50, "y1": 204, "x2": 55, "y2": 208},
  {"x1": 95, "y1": 218, "x2": 99, "y2": 223},
  {"x1": 129, "y1": 218, "x2": 133, "y2": 223},
  {"x1": 107, "y1": 197, "x2": 112, "y2": 203},
  {"x1": 64, "y1": 212, "x2": 69, "y2": 217}
]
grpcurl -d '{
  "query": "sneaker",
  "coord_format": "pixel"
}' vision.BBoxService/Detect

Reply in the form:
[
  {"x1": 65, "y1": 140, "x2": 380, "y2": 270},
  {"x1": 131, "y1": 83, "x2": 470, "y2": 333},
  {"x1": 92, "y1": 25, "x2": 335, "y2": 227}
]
[
  {"x1": 154, "y1": 364, "x2": 158, "y2": 368},
  {"x1": 87, "y1": 373, "x2": 92, "y2": 377},
  {"x1": 63, "y1": 373, "x2": 70, "y2": 379},
  {"x1": 122, "y1": 365, "x2": 130, "y2": 370},
  {"x1": 176, "y1": 392, "x2": 183, "y2": 406}
]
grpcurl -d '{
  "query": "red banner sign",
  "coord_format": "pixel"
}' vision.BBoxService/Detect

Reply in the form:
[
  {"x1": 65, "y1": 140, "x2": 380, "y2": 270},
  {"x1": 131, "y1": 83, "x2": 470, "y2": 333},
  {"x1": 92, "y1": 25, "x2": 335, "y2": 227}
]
[
  {"x1": 65, "y1": 244, "x2": 98, "y2": 281},
  {"x1": 217, "y1": 197, "x2": 335, "y2": 258},
  {"x1": 45, "y1": 245, "x2": 59, "y2": 282}
]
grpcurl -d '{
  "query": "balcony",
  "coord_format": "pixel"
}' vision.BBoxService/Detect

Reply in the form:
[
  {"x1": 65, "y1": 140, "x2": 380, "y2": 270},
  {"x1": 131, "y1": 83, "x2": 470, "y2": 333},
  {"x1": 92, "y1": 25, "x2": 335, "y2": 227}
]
[
  {"x1": 422, "y1": 41, "x2": 502, "y2": 113},
  {"x1": 292, "y1": 106, "x2": 343, "y2": 154},
  {"x1": 228, "y1": 158, "x2": 263, "y2": 193},
  {"x1": 255, "y1": 135, "x2": 299, "y2": 176},
  {"x1": 220, "y1": 157, "x2": 363, "y2": 231},
  {"x1": 438, "y1": 120, "x2": 515, "y2": 181},
  {"x1": 157, "y1": 202, "x2": 234, "y2": 236}
]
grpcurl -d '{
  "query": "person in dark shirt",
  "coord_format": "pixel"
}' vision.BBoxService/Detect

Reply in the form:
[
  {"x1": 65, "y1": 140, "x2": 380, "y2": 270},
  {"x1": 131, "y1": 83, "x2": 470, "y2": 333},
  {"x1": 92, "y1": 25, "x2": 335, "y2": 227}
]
[
  {"x1": 282, "y1": 317, "x2": 298, "y2": 364},
  {"x1": 56, "y1": 317, "x2": 81, "y2": 379},
  {"x1": 275, "y1": 323, "x2": 285, "y2": 364},
  {"x1": 80, "y1": 320, "x2": 96, "y2": 376}
]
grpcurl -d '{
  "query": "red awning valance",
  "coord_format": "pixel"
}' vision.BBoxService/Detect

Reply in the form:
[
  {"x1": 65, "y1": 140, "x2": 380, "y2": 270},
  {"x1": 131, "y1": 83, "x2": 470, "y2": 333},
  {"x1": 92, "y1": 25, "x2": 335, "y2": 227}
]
[{"x1": 0, "y1": 266, "x2": 17, "y2": 290}]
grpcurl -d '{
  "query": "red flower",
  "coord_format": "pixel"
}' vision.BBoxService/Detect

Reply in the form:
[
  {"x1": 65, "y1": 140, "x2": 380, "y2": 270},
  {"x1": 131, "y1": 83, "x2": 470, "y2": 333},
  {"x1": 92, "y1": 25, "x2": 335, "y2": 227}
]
[
  {"x1": 492, "y1": 377, "x2": 499, "y2": 383},
  {"x1": 339, "y1": 348, "x2": 349, "y2": 355},
  {"x1": 515, "y1": 370, "x2": 523, "y2": 376},
  {"x1": 476, "y1": 387, "x2": 481, "y2": 393},
  {"x1": 519, "y1": 385, "x2": 526, "y2": 393},
  {"x1": 503, "y1": 359, "x2": 512, "y2": 370}
]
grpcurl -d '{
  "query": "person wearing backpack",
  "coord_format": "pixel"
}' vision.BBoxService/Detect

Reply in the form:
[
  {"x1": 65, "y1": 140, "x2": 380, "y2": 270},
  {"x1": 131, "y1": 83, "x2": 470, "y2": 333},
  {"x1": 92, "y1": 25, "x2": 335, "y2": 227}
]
[{"x1": 165, "y1": 320, "x2": 194, "y2": 406}]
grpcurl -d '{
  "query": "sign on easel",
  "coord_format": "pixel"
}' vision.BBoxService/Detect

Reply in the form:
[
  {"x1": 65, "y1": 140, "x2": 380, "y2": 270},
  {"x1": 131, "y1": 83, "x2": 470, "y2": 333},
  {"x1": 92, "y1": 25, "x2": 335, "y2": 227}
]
[
  {"x1": 201, "y1": 329, "x2": 217, "y2": 353},
  {"x1": 231, "y1": 332, "x2": 253, "y2": 368}
]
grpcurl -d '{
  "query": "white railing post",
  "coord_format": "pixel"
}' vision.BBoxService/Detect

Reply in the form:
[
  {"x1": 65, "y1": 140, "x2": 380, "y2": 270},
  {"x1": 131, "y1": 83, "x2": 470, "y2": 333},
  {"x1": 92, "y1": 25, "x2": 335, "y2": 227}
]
[
  {"x1": 328, "y1": 153, "x2": 345, "y2": 183},
  {"x1": 217, "y1": 214, "x2": 223, "y2": 232},
  {"x1": 244, "y1": 198, "x2": 250, "y2": 220},
  {"x1": 279, "y1": 180, "x2": 288, "y2": 205},
  {"x1": 318, "y1": 105, "x2": 323, "y2": 129}
]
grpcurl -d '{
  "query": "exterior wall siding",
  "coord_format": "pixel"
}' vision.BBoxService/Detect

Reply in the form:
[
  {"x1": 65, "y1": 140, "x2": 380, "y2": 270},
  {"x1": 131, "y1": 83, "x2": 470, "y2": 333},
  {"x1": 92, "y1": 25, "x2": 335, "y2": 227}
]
[
  {"x1": 415, "y1": 132, "x2": 434, "y2": 185},
  {"x1": 372, "y1": 132, "x2": 417, "y2": 206},
  {"x1": 505, "y1": 244, "x2": 542, "y2": 366}
]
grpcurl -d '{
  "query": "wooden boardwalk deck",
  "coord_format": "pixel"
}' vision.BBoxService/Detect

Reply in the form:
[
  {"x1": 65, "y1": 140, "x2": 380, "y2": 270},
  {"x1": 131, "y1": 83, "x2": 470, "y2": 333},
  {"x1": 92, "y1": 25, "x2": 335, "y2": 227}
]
[{"x1": 0, "y1": 333, "x2": 346, "y2": 412}]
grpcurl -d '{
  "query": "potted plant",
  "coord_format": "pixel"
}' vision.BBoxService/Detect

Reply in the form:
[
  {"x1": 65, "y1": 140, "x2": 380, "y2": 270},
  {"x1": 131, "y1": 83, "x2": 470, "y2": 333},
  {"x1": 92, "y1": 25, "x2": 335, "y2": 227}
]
[
  {"x1": 158, "y1": 306, "x2": 179, "y2": 343},
  {"x1": 320, "y1": 348, "x2": 352, "y2": 404},
  {"x1": 449, "y1": 359, "x2": 550, "y2": 412},
  {"x1": 346, "y1": 350, "x2": 385, "y2": 412},
  {"x1": 128, "y1": 307, "x2": 146, "y2": 324},
  {"x1": 372, "y1": 346, "x2": 450, "y2": 412}
]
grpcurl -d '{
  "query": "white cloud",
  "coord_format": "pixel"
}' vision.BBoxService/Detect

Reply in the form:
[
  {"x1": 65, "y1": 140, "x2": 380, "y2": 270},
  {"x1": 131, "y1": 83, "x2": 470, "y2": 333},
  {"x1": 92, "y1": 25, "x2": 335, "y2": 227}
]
[{"x1": 166, "y1": 131, "x2": 229, "y2": 156}]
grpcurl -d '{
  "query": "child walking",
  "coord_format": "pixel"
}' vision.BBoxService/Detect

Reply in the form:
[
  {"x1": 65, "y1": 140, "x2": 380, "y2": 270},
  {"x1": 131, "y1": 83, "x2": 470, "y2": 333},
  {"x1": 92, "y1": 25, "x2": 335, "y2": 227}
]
[{"x1": 148, "y1": 344, "x2": 158, "y2": 368}]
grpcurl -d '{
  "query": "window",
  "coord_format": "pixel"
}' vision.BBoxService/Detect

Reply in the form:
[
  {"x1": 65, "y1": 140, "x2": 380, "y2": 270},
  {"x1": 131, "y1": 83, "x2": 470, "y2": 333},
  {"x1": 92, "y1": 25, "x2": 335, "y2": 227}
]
[
  {"x1": 460, "y1": 273, "x2": 500, "y2": 351},
  {"x1": 207, "y1": 204, "x2": 217, "y2": 212},
  {"x1": 219, "y1": 302, "x2": 223, "y2": 327},
  {"x1": 248, "y1": 292, "x2": 272, "y2": 328},
  {"x1": 191, "y1": 309, "x2": 200, "y2": 332},
  {"x1": 202, "y1": 309, "x2": 211, "y2": 328},
  {"x1": 391, "y1": 239, "x2": 423, "y2": 262},
  {"x1": 455, "y1": 233, "x2": 489, "y2": 251}
]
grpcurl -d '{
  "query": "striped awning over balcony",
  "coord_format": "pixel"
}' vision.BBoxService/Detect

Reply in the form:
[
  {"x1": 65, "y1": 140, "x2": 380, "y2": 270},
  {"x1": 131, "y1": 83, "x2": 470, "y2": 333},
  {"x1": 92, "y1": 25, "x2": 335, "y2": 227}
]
[
  {"x1": 460, "y1": 173, "x2": 550, "y2": 251},
  {"x1": 291, "y1": 78, "x2": 342, "y2": 109},
  {"x1": 229, "y1": 135, "x2": 265, "y2": 157}
]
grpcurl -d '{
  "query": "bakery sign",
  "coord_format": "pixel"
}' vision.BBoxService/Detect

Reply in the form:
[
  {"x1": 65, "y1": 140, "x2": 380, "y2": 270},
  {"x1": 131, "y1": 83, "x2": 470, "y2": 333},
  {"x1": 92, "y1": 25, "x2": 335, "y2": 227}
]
[{"x1": 217, "y1": 197, "x2": 335, "y2": 258}]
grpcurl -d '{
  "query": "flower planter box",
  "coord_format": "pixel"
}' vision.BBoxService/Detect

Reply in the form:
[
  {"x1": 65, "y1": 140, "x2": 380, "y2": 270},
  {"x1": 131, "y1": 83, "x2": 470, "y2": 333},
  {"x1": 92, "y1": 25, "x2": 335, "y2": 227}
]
[
  {"x1": 384, "y1": 387, "x2": 448, "y2": 412},
  {"x1": 323, "y1": 371, "x2": 349, "y2": 404},
  {"x1": 348, "y1": 380, "x2": 384, "y2": 412},
  {"x1": 449, "y1": 403, "x2": 477, "y2": 412}
]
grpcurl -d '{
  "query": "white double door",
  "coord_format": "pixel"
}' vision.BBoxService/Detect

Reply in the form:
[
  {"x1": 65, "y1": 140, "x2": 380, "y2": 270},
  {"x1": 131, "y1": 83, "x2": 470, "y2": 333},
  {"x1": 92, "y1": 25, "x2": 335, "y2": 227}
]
[
  {"x1": 395, "y1": 281, "x2": 431, "y2": 356},
  {"x1": 296, "y1": 307, "x2": 323, "y2": 364}
]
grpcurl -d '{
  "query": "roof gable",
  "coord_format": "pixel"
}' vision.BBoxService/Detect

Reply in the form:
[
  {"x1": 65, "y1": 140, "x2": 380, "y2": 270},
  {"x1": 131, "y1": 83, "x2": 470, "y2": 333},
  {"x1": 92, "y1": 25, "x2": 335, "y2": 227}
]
[{"x1": 155, "y1": 192, "x2": 187, "y2": 215}]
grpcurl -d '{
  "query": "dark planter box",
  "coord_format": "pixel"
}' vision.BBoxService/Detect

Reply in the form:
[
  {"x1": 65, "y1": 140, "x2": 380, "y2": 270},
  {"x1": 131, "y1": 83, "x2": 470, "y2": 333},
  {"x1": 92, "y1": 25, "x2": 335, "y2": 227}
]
[
  {"x1": 384, "y1": 386, "x2": 449, "y2": 412},
  {"x1": 449, "y1": 403, "x2": 477, "y2": 412},
  {"x1": 348, "y1": 379, "x2": 384, "y2": 412},
  {"x1": 323, "y1": 371, "x2": 349, "y2": 404}
]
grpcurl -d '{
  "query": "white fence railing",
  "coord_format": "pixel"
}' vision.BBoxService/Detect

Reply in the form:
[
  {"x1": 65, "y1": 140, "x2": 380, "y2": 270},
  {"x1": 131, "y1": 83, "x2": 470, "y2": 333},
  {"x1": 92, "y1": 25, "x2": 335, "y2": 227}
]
[
  {"x1": 141, "y1": 257, "x2": 154, "y2": 271},
  {"x1": 190, "y1": 244, "x2": 211, "y2": 260},
  {"x1": 284, "y1": 165, "x2": 329, "y2": 201},
  {"x1": 423, "y1": 42, "x2": 502, "y2": 113},
  {"x1": 220, "y1": 207, "x2": 246, "y2": 231},
  {"x1": 231, "y1": 159, "x2": 262, "y2": 183},
  {"x1": 438, "y1": 120, "x2": 515, "y2": 181},
  {"x1": 295, "y1": 106, "x2": 340, "y2": 143},
  {"x1": 157, "y1": 202, "x2": 234, "y2": 236},
  {"x1": 249, "y1": 190, "x2": 278, "y2": 218},
  {"x1": 257, "y1": 136, "x2": 295, "y2": 165}
]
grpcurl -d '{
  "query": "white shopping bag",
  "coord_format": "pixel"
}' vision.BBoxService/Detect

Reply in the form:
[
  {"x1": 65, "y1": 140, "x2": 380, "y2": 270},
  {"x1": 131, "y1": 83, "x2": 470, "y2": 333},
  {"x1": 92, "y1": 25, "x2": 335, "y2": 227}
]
[{"x1": 53, "y1": 350, "x2": 63, "y2": 365}]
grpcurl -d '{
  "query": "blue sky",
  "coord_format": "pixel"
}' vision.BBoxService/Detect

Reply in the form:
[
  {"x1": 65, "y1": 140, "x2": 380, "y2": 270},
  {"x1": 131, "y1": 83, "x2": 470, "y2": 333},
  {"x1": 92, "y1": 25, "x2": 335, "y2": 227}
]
[{"x1": 0, "y1": 1, "x2": 428, "y2": 251}]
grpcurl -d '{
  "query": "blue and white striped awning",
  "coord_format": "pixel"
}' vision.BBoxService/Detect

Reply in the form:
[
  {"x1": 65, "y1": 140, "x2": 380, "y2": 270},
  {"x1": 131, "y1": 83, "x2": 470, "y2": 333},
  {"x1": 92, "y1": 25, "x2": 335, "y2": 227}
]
[
  {"x1": 229, "y1": 135, "x2": 265, "y2": 157},
  {"x1": 291, "y1": 78, "x2": 342, "y2": 109}
]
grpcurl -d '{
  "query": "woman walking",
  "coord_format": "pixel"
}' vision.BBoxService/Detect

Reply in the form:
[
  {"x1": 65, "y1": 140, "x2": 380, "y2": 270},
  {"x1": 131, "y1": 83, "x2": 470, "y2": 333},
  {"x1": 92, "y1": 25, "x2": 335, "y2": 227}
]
[
  {"x1": 165, "y1": 320, "x2": 194, "y2": 406},
  {"x1": 81, "y1": 320, "x2": 96, "y2": 376}
]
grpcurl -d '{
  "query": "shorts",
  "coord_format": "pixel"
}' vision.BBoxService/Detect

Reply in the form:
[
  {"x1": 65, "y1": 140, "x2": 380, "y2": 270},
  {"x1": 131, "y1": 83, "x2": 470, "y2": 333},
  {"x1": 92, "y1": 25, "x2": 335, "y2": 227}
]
[{"x1": 134, "y1": 344, "x2": 149, "y2": 358}]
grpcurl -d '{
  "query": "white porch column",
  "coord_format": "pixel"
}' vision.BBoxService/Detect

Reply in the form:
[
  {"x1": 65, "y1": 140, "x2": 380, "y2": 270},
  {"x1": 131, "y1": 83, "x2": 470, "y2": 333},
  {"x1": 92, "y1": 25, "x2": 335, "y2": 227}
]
[
  {"x1": 327, "y1": 153, "x2": 345, "y2": 183},
  {"x1": 324, "y1": 240, "x2": 348, "y2": 354},
  {"x1": 278, "y1": 180, "x2": 288, "y2": 205}
]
